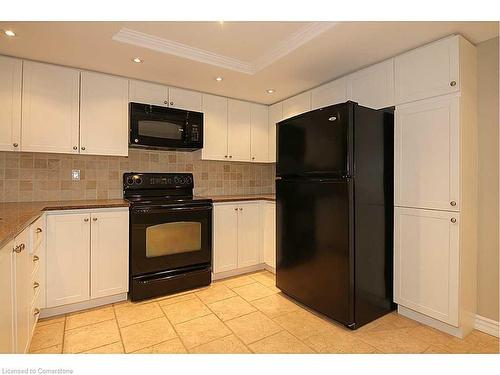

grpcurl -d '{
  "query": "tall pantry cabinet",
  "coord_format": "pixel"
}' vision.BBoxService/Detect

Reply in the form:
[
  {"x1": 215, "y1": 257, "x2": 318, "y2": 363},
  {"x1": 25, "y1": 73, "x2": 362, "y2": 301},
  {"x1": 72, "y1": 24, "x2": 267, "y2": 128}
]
[{"x1": 393, "y1": 35, "x2": 477, "y2": 338}]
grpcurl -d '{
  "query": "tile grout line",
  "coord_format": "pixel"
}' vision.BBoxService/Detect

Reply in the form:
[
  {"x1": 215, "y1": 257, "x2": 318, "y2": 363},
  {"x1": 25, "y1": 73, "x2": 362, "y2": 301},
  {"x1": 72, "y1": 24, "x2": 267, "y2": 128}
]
[
  {"x1": 111, "y1": 303, "x2": 126, "y2": 353},
  {"x1": 158, "y1": 300, "x2": 189, "y2": 354}
]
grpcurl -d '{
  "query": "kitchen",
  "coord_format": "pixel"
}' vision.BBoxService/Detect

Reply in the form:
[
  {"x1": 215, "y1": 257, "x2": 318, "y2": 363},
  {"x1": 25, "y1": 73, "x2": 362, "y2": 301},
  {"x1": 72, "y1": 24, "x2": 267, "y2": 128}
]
[{"x1": 0, "y1": 11, "x2": 499, "y2": 374}]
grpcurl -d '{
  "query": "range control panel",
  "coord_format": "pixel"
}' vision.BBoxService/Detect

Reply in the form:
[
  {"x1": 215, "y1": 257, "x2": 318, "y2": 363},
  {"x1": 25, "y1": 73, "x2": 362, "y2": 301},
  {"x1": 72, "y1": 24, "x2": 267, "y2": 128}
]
[{"x1": 123, "y1": 172, "x2": 194, "y2": 190}]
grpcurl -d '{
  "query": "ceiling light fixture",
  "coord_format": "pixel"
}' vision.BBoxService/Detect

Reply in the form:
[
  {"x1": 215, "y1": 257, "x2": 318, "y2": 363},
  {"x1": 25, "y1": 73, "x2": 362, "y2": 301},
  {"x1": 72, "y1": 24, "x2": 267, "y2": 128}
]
[
  {"x1": 266, "y1": 89, "x2": 275, "y2": 94},
  {"x1": 215, "y1": 76, "x2": 223, "y2": 82},
  {"x1": 4, "y1": 30, "x2": 16, "y2": 37},
  {"x1": 132, "y1": 57, "x2": 143, "y2": 63}
]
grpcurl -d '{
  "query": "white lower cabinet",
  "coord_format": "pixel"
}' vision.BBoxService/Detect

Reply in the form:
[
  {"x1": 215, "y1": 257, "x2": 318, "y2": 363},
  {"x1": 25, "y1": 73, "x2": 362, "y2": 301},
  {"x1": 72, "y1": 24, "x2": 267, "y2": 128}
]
[
  {"x1": 262, "y1": 202, "x2": 276, "y2": 270},
  {"x1": 394, "y1": 207, "x2": 459, "y2": 326},
  {"x1": 0, "y1": 240, "x2": 14, "y2": 353},
  {"x1": 46, "y1": 208, "x2": 129, "y2": 308},
  {"x1": 236, "y1": 203, "x2": 261, "y2": 268}
]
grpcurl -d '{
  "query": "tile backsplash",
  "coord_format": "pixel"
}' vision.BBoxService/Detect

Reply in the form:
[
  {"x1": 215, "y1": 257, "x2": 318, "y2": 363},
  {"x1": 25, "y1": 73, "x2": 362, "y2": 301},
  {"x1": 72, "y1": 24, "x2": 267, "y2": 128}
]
[{"x1": 0, "y1": 149, "x2": 276, "y2": 202}]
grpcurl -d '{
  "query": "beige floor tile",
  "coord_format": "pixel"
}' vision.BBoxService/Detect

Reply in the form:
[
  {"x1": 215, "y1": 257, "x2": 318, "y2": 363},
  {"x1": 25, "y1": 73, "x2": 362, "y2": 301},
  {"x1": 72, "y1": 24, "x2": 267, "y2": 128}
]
[
  {"x1": 463, "y1": 330, "x2": 500, "y2": 353},
  {"x1": 232, "y1": 282, "x2": 278, "y2": 302},
  {"x1": 158, "y1": 293, "x2": 197, "y2": 307},
  {"x1": 65, "y1": 306, "x2": 115, "y2": 330},
  {"x1": 403, "y1": 325, "x2": 472, "y2": 353},
  {"x1": 190, "y1": 335, "x2": 250, "y2": 354},
  {"x1": 303, "y1": 330, "x2": 378, "y2": 353},
  {"x1": 63, "y1": 319, "x2": 121, "y2": 353},
  {"x1": 133, "y1": 338, "x2": 187, "y2": 354},
  {"x1": 175, "y1": 314, "x2": 232, "y2": 349},
  {"x1": 221, "y1": 275, "x2": 258, "y2": 289},
  {"x1": 249, "y1": 331, "x2": 314, "y2": 354},
  {"x1": 250, "y1": 294, "x2": 300, "y2": 318},
  {"x1": 161, "y1": 298, "x2": 211, "y2": 324},
  {"x1": 249, "y1": 272, "x2": 276, "y2": 287},
  {"x1": 196, "y1": 284, "x2": 237, "y2": 304},
  {"x1": 423, "y1": 345, "x2": 452, "y2": 354},
  {"x1": 82, "y1": 342, "x2": 124, "y2": 354},
  {"x1": 36, "y1": 315, "x2": 65, "y2": 327},
  {"x1": 226, "y1": 311, "x2": 282, "y2": 345},
  {"x1": 356, "y1": 327, "x2": 430, "y2": 353},
  {"x1": 273, "y1": 309, "x2": 336, "y2": 340},
  {"x1": 29, "y1": 321, "x2": 65, "y2": 352},
  {"x1": 208, "y1": 296, "x2": 257, "y2": 321},
  {"x1": 114, "y1": 301, "x2": 164, "y2": 328},
  {"x1": 370, "y1": 312, "x2": 421, "y2": 330},
  {"x1": 30, "y1": 344, "x2": 63, "y2": 354},
  {"x1": 120, "y1": 316, "x2": 177, "y2": 353}
]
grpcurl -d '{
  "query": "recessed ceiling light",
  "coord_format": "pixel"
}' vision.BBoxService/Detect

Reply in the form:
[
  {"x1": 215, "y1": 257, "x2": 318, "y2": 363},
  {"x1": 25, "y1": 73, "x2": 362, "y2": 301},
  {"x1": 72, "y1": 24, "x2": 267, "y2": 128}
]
[
  {"x1": 4, "y1": 30, "x2": 16, "y2": 37},
  {"x1": 215, "y1": 76, "x2": 223, "y2": 82},
  {"x1": 266, "y1": 89, "x2": 275, "y2": 94},
  {"x1": 132, "y1": 57, "x2": 143, "y2": 63}
]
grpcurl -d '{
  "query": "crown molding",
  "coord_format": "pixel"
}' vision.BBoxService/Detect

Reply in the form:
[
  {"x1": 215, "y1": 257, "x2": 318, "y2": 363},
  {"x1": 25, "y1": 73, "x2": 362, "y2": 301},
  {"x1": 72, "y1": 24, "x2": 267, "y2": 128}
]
[{"x1": 112, "y1": 22, "x2": 337, "y2": 75}]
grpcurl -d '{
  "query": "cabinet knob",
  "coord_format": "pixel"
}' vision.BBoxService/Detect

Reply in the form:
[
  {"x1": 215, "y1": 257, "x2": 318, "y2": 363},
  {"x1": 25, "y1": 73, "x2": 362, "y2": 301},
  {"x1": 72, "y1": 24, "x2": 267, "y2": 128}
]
[
  {"x1": 229, "y1": 155, "x2": 232, "y2": 158},
  {"x1": 81, "y1": 146, "x2": 86, "y2": 151},
  {"x1": 84, "y1": 218, "x2": 89, "y2": 222},
  {"x1": 13, "y1": 243, "x2": 25, "y2": 253},
  {"x1": 234, "y1": 208, "x2": 238, "y2": 211},
  {"x1": 93, "y1": 217, "x2": 97, "y2": 221},
  {"x1": 33, "y1": 308, "x2": 40, "y2": 316},
  {"x1": 451, "y1": 218, "x2": 457, "y2": 223},
  {"x1": 450, "y1": 201, "x2": 457, "y2": 206},
  {"x1": 33, "y1": 255, "x2": 39, "y2": 263},
  {"x1": 170, "y1": 101, "x2": 174, "y2": 106},
  {"x1": 450, "y1": 81, "x2": 457, "y2": 87},
  {"x1": 13, "y1": 143, "x2": 18, "y2": 148},
  {"x1": 164, "y1": 100, "x2": 168, "y2": 105},
  {"x1": 73, "y1": 146, "x2": 78, "y2": 150},
  {"x1": 36, "y1": 227, "x2": 43, "y2": 233},
  {"x1": 33, "y1": 281, "x2": 40, "y2": 289},
  {"x1": 239, "y1": 207, "x2": 243, "y2": 211},
  {"x1": 252, "y1": 157, "x2": 255, "y2": 160},
  {"x1": 224, "y1": 155, "x2": 228, "y2": 158}
]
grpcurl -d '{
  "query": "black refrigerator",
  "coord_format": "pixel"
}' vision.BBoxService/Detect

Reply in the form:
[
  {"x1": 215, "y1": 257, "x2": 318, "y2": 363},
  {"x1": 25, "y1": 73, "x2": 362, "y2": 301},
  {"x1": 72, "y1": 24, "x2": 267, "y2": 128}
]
[{"x1": 276, "y1": 101, "x2": 395, "y2": 329}]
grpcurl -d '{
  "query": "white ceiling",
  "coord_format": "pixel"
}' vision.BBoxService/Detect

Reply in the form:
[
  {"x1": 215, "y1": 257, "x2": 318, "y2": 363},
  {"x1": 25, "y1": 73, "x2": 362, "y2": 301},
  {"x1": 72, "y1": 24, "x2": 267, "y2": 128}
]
[{"x1": 0, "y1": 21, "x2": 498, "y2": 104}]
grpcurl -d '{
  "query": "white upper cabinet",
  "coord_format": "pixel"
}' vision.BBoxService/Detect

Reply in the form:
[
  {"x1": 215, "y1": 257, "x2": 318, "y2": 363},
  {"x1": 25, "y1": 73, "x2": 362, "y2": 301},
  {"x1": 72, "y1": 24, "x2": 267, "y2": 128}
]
[
  {"x1": 394, "y1": 207, "x2": 460, "y2": 326},
  {"x1": 80, "y1": 71, "x2": 129, "y2": 156},
  {"x1": 395, "y1": 35, "x2": 459, "y2": 105},
  {"x1": 168, "y1": 87, "x2": 202, "y2": 112},
  {"x1": 395, "y1": 95, "x2": 460, "y2": 211},
  {"x1": 129, "y1": 79, "x2": 168, "y2": 106},
  {"x1": 347, "y1": 59, "x2": 395, "y2": 109},
  {"x1": 227, "y1": 99, "x2": 251, "y2": 162},
  {"x1": 311, "y1": 78, "x2": 348, "y2": 110},
  {"x1": 250, "y1": 103, "x2": 269, "y2": 162},
  {"x1": 0, "y1": 56, "x2": 22, "y2": 152},
  {"x1": 268, "y1": 102, "x2": 282, "y2": 163},
  {"x1": 21, "y1": 61, "x2": 80, "y2": 154},
  {"x1": 282, "y1": 91, "x2": 311, "y2": 120},
  {"x1": 201, "y1": 93, "x2": 228, "y2": 161}
]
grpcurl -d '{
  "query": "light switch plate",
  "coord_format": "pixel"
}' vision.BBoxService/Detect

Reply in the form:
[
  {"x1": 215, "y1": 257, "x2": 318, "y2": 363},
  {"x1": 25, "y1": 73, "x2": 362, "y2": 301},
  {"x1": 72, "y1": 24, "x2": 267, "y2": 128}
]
[{"x1": 71, "y1": 169, "x2": 80, "y2": 181}]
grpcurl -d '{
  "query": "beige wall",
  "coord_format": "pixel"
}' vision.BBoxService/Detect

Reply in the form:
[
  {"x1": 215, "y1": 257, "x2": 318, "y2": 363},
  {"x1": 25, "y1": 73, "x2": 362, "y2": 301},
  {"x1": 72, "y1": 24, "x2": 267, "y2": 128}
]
[
  {"x1": 477, "y1": 37, "x2": 499, "y2": 321},
  {"x1": 0, "y1": 149, "x2": 275, "y2": 202}
]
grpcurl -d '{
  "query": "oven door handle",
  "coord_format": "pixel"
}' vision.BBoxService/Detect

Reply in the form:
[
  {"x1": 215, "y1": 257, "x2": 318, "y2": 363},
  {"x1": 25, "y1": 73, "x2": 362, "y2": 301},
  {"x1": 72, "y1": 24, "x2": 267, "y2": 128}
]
[{"x1": 133, "y1": 205, "x2": 212, "y2": 214}]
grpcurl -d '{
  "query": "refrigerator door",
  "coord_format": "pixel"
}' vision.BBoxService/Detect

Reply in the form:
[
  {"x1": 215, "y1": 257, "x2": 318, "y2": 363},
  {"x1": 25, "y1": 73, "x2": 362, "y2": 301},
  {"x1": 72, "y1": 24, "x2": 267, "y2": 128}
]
[
  {"x1": 276, "y1": 102, "x2": 353, "y2": 177},
  {"x1": 276, "y1": 177, "x2": 354, "y2": 326}
]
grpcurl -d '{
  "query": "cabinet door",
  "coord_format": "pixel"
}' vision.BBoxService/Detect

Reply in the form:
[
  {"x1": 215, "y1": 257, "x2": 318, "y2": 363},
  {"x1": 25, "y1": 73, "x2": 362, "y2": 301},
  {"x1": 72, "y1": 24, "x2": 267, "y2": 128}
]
[
  {"x1": 213, "y1": 204, "x2": 238, "y2": 273},
  {"x1": 347, "y1": 59, "x2": 394, "y2": 109},
  {"x1": 237, "y1": 202, "x2": 261, "y2": 268},
  {"x1": 262, "y1": 202, "x2": 276, "y2": 269},
  {"x1": 46, "y1": 213, "x2": 90, "y2": 307},
  {"x1": 311, "y1": 78, "x2": 347, "y2": 110},
  {"x1": 21, "y1": 61, "x2": 80, "y2": 154},
  {"x1": 268, "y1": 103, "x2": 282, "y2": 163},
  {"x1": 90, "y1": 210, "x2": 129, "y2": 299},
  {"x1": 250, "y1": 103, "x2": 269, "y2": 162},
  {"x1": 13, "y1": 229, "x2": 30, "y2": 353},
  {"x1": 227, "y1": 99, "x2": 251, "y2": 162},
  {"x1": 395, "y1": 36, "x2": 459, "y2": 104},
  {"x1": 169, "y1": 87, "x2": 202, "y2": 112},
  {"x1": 282, "y1": 91, "x2": 311, "y2": 120},
  {"x1": 129, "y1": 80, "x2": 168, "y2": 106},
  {"x1": 80, "y1": 71, "x2": 129, "y2": 156},
  {"x1": 395, "y1": 96, "x2": 459, "y2": 211},
  {"x1": 0, "y1": 56, "x2": 22, "y2": 152},
  {"x1": 0, "y1": 241, "x2": 14, "y2": 353},
  {"x1": 394, "y1": 207, "x2": 459, "y2": 326},
  {"x1": 201, "y1": 94, "x2": 228, "y2": 161}
]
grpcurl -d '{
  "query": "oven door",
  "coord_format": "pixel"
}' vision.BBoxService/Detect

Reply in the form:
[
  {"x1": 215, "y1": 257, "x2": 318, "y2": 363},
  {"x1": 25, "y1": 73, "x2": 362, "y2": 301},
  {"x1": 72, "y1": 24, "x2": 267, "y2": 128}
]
[{"x1": 130, "y1": 204, "x2": 212, "y2": 276}]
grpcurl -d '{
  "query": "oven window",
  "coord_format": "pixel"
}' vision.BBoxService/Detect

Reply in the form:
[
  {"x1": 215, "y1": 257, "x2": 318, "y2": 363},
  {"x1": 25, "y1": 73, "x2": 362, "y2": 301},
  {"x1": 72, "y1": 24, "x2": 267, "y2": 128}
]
[
  {"x1": 146, "y1": 221, "x2": 201, "y2": 257},
  {"x1": 138, "y1": 120, "x2": 184, "y2": 140}
]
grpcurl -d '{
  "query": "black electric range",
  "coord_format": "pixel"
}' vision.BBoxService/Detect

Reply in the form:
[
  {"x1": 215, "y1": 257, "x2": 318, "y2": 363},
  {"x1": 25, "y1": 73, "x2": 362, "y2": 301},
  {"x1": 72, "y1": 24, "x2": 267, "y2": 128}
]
[{"x1": 123, "y1": 172, "x2": 212, "y2": 301}]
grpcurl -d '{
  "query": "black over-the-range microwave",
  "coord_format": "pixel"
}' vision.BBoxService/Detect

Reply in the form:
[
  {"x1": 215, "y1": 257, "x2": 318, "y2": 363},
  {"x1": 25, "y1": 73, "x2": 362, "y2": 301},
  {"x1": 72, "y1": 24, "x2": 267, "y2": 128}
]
[{"x1": 129, "y1": 102, "x2": 204, "y2": 151}]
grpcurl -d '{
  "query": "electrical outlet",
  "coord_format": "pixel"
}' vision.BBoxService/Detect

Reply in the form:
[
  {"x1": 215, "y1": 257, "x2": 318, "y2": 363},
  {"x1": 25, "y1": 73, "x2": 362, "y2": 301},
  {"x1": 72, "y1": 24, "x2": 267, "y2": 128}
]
[{"x1": 71, "y1": 169, "x2": 80, "y2": 181}]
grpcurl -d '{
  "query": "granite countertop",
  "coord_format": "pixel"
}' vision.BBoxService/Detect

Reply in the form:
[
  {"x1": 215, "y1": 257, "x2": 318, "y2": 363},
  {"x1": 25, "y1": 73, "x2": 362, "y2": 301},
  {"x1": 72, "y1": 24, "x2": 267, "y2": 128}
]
[
  {"x1": 199, "y1": 194, "x2": 276, "y2": 203},
  {"x1": 0, "y1": 199, "x2": 129, "y2": 250}
]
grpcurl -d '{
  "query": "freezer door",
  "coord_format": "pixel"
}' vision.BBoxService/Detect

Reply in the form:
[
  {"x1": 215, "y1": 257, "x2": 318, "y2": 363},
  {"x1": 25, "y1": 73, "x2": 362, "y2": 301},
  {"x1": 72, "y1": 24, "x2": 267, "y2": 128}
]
[
  {"x1": 276, "y1": 103, "x2": 353, "y2": 177},
  {"x1": 276, "y1": 178, "x2": 354, "y2": 326}
]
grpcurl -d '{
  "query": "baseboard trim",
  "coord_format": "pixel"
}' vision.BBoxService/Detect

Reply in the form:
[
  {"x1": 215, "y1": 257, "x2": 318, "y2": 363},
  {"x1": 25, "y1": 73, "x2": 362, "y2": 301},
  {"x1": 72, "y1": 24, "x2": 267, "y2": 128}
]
[
  {"x1": 263, "y1": 264, "x2": 276, "y2": 274},
  {"x1": 213, "y1": 264, "x2": 266, "y2": 281},
  {"x1": 40, "y1": 293, "x2": 128, "y2": 318},
  {"x1": 474, "y1": 314, "x2": 500, "y2": 338},
  {"x1": 398, "y1": 305, "x2": 466, "y2": 338}
]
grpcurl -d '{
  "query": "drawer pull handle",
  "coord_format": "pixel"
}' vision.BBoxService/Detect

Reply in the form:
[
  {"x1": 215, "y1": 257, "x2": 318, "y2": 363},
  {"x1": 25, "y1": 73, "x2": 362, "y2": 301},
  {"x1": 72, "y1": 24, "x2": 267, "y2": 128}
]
[
  {"x1": 33, "y1": 282, "x2": 40, "y2": 289},
  {"x1": 13, "y1": 243, "x2": 25, "y2": 253},
  {"x1": 33, "y1": 255, "x2": 39, "y2": 262},
  {"x1": 36, "y1": 227, "x2": 43, "y2": 233},
  {"x1": 33, "y1": 308, "x2": 40, "y2": 316}
]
